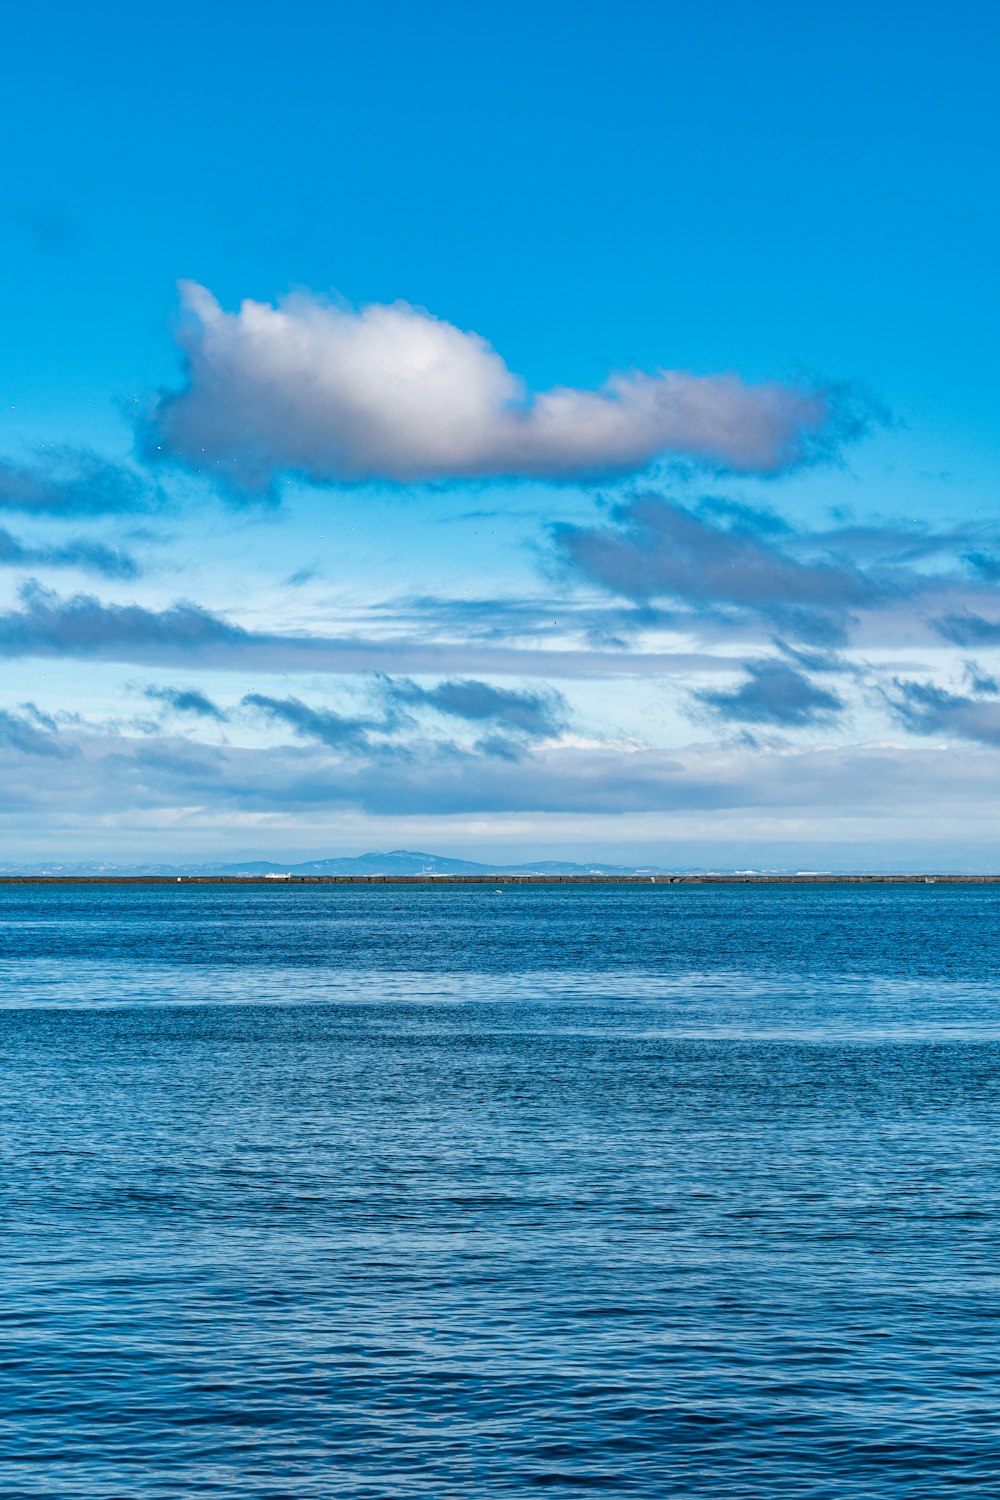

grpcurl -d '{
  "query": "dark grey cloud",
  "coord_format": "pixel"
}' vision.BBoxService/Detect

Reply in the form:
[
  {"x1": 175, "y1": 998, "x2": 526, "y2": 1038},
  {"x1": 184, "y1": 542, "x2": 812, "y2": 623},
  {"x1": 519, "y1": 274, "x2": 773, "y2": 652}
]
[
  {"x1": 696, "y1": 658, "x2": 846, "y2": 728},
  {"x1": 383, "y1": 676, "x2": 567, "y2": 740},
  {"x1": 886, "y1": 678, "x2": 1000, "y2": 747},
  {"x1": 146, "y1": 283, "x2": 856, "y2": 494},
  {"x1": 0, "y1": 525, "x2": 139, "y2": 579},
  {"x1": 0, "y1": 450, "x2": 160, "y2": 516},
  {"x1": 143, "y1": 685, "x2": 228, "y2": 721}
]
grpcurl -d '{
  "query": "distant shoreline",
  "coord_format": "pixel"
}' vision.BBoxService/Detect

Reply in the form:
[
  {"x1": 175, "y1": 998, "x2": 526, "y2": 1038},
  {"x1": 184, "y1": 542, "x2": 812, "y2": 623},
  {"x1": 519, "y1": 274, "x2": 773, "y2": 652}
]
[{"x1": 0, "y1": 874, "x2": 997, "y2": 886}]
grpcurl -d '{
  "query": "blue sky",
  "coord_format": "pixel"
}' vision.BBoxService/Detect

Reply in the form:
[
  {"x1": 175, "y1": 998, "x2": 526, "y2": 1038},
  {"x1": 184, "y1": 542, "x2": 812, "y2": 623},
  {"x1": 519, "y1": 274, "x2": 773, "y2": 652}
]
[{"x1": 1, "y1": 0, "x2": 998, "y2": 867}]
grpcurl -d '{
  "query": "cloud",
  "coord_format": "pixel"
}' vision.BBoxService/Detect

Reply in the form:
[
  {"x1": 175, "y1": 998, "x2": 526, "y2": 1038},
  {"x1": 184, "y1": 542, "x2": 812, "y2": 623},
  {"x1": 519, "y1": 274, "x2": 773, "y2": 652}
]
[
  {"x1": 3, "y1": 719, "x2": 1000, "y2": 829},
  {"x1": 145, "y1": 282, "x2": 851, "y2": 492},
  {"x1": 551, "y1": 493, "x2": 1000, "y2": 648},
  {"x1": 0, "y1": 581, "x2": 242, "y2": 661},
  {"x1": 965, "y1": 662, "x2": 1000, "y2": 696},
  {"x1": 241, "y1": 693, "x2": 378, "y2": 751},
  {"x1": 383, "y1": 676, "x2": 567, "y2": 739},
  {"x1": 0, "y1": 525, "x2": 140, "y2": 579},
  {"x1": 0, "y1": 450, "x2": 160, "y2": 516},
  {"x1": 241, "y1": 676, "x2": 566, "y2": 756},
  {"x1": 964, "y1": 553, "x2": 1000, "y2": 582},
  {"x1": 695, "y1": 658, "x2": 846, "y2": 728},
  {"x1": 0, "y1": 705, "x2": 75, "y2": 758},
  {"x1": 935, "y1": 612, "x2": 1000, "y2": 647},
  {"x1": 0, "y1": 580, "x2": 739, "y2": 678},
  {"x1": 807, "y1": 520, "x2": 1000, "y2": 568},
  {"x1": 143, "y1": 685, "x2": 228, "y2": 721},
  {"x1": 886, "y1": 678, "x2": 1000, "y2": 747},
  {"x1": 556, "y1": 495, "x2": 878, "y2": 614}
]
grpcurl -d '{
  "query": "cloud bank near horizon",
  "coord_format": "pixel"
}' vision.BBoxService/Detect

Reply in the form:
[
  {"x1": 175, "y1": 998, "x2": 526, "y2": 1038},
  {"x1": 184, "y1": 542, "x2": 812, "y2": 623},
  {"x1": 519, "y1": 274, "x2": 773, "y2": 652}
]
[
  {"x1": 2, "y1": 716, "x2": 1000, "y2": 832},
  {"x1": 146, "y1": 283, "x2": 856, "y2": 492}
]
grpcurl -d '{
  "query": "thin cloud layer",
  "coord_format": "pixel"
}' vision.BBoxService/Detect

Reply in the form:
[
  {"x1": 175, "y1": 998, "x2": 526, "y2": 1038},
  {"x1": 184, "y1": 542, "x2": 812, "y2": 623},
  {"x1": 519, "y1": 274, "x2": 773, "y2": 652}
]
[
  {"x1": 1, "y1": 721, "x2": 999, "y2": 827},
  {"x1": 147, "y1": 283, "x2": 846, "y2": 491}
]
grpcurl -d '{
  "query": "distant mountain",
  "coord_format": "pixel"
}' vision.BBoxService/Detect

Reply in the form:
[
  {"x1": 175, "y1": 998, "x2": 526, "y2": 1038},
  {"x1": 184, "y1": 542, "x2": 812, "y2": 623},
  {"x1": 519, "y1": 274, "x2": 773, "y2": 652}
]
[
  {"x1": 0, "y1": 848, "x2": 673, "y2": 877},
  {"x1": 255, "y1": 849, "x2": 660, "y2": 876}
]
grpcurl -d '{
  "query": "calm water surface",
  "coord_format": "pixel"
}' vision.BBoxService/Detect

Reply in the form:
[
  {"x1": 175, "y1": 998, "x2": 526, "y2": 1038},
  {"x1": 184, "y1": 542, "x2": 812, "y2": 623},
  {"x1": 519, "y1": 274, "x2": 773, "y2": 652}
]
[{"x1": 1, "y1": 884, "x2": 999, "y2": 1496}]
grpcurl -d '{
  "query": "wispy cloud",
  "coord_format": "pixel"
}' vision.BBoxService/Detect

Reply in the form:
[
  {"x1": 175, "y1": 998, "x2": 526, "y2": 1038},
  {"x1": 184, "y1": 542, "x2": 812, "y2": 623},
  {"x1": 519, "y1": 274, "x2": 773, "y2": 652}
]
[
  {"x1": 0, "y1": 582, "x2": 241, "y2": 661},
  {"x1": 383, "y1": 676, "x2": 567, "y2": 740},
  {"x1": 241, "y1": 676, "x2": 568, "y2": 757},
  {"x1": 554, "y1": 493, "x2": 1000, "y2": 648},
  {"x1": 143, "y1": 684, "x2": 228, "y2": 721},
  {"x1": 886, "y1": 676, "x2": 1000, "y2": 746},
  {"x1": 0, "y1": 450, "x2": 160, "y2": 516},
  {"x1": 0, "y1": 581, "x2": 736, "y2": 678},
  {"x1": 0, "y1": 704, "x2": 76, "y2": 758},
  {"x1": 241, "y1": 692, "x2": 378, "y2": 750},
  {"x1": 695, "y1": 657, "x2": 846, "y2": 728},
  {"x1": 145, "y1": 283, "x2": 856, "y2": 493},
  {"x1": 935, "y1": 612, "x2": 1000, "y2": 647},
  {"x1": 0, "y1": 525, "x2": 140, "y2": 579},
  {"x1": 556, "y1": 495, "x2": 877, "y2": 614}
]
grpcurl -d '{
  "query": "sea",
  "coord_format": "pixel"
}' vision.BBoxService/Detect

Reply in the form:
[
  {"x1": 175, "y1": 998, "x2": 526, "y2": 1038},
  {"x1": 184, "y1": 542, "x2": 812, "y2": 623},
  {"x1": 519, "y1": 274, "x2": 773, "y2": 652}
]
[{"x1": 1, "y1": 881, "x2": 998, "y2": 1497}]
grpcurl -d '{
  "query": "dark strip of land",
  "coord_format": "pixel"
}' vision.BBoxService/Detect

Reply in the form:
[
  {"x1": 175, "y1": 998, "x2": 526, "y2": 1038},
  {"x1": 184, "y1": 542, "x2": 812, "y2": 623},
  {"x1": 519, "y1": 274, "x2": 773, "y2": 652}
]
[{"x1": 0, "y1": 875, "x2": 996, "y2": 885}]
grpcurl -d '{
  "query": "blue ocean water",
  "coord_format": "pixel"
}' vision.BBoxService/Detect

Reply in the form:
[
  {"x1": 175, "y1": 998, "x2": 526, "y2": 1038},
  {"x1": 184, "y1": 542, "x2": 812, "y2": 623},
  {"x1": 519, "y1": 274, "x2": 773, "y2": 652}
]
[{"x1": 1, "y1": 883, "x2": 999, "y2": 1498}]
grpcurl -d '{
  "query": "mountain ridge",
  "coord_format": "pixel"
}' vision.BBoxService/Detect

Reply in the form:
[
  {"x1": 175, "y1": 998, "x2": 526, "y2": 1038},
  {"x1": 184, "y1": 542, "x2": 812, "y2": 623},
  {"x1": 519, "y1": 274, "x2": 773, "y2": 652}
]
[{"x1": 0, "y1": 848, "x2": 674, "y2": 877}]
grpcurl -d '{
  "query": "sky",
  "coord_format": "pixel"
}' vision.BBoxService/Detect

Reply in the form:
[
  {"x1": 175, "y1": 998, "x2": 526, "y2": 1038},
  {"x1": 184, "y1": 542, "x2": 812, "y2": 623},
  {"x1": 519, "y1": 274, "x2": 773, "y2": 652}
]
[{"x1": 1, "y1": 0, "x2": 998, "y2": 869}]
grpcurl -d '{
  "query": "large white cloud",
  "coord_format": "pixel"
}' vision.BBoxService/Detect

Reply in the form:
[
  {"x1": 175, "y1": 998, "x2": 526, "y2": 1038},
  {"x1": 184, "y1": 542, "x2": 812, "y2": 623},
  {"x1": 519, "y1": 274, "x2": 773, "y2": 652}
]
[{"x1": 148, "y1": 284, "x2": 838, "y2": 490}]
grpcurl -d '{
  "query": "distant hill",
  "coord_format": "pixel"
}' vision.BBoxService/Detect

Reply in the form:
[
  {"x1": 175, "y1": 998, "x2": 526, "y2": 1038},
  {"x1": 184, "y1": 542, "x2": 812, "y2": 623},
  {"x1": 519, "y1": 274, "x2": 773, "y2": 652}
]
[
  {"x1": 258, "y1": 849, "x2": 660, "y2": 877},
  {"x1": 0, "y1": 848, "x2": 672, "y2": 877}
]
